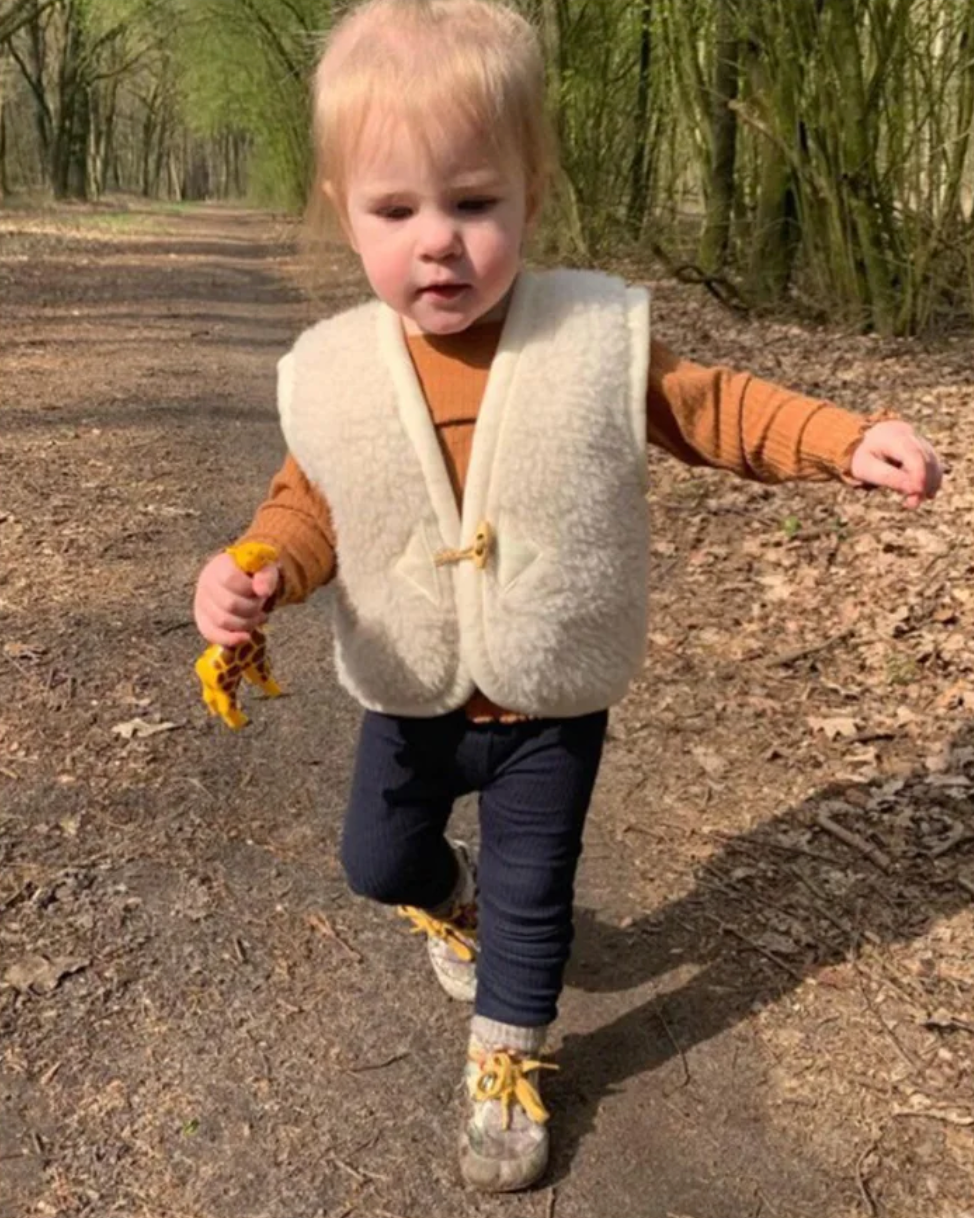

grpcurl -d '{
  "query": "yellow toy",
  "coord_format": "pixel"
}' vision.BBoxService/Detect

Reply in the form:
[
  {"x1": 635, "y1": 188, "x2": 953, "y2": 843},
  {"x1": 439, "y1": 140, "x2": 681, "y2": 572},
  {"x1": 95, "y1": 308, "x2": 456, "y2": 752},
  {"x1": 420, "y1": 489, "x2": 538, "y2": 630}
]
[{"x1": 194, "y1": 542, "x2": 283, "y2": 729}]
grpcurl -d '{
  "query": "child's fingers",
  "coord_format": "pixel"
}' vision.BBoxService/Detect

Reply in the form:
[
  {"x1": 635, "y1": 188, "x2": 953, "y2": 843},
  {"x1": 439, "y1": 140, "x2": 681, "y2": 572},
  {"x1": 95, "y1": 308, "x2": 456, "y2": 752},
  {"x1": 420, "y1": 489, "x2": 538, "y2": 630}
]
[
  {"x1": 853, "y1": 422, "x2": 942, "y2": 504},
  {"x1": 222, "y1": 564, "x2": 259, "y2": 596},
  {"x1": 251, "y1": 564, "x2": 280, "y2": 600},
  {"x1": 920, "y1": 439, "x2": 943, "y2": 497},
  {"x1": 216, "y1": 591, "x2": 265, "y2": 621},
  {"x1": 204, "y1": 625, "x2": 256, "y2": 647},
  {"x1": 897, "y1": 445, "x2": 930, "y2": 498},
  {"x1": 194, "y1": 586, "x2": 265, "y2": 641},
  {"x1": 853, "y1": 451, "x2": 912, "y2": 495},
  {"x1": 857, "y1": 443, "x2": 938, "y2": 504},
  {"x1": 213, "y1": 609, "x2": 265, "y2": 634},
  {"x1": 197, "y1": 601, "x2": 265, "y2": 644},
  {"x1": 901, "y1": 439, "x2": 942, "y2": 500}
]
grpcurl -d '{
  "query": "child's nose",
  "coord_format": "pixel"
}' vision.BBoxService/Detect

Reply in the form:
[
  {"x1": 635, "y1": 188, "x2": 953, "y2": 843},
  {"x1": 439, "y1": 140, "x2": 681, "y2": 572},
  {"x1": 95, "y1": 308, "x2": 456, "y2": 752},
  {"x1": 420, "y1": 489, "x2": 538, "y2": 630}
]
[{"x1": 418, "y1": 212, "x2": 461, "y2": 259}]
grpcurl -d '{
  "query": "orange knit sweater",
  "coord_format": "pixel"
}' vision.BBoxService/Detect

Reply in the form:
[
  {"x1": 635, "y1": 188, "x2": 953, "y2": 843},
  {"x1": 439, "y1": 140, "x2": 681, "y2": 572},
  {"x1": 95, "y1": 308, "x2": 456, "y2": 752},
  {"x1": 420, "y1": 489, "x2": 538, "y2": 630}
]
[{"x1": 242, "y1": 321, "x2": 869, "y2": 718}]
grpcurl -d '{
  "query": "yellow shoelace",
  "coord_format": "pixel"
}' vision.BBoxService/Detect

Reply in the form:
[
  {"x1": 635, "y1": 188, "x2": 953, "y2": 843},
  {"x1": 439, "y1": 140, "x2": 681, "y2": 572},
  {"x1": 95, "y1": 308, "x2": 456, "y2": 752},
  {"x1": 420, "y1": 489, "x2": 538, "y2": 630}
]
[
  {"x1": 468, "y1": 1049, "x2": 558, "y2": 1130},
  {"x1": 397, "y1": 905, "x2": 478, "y2": 962}
]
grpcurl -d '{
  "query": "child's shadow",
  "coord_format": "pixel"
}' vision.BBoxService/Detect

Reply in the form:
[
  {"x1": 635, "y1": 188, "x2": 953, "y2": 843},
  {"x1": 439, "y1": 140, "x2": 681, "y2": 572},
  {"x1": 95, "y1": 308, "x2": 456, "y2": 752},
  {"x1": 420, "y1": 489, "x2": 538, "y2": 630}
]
[{"x1": 551, "y1": 722, "x2": 974, "y2": 1179}]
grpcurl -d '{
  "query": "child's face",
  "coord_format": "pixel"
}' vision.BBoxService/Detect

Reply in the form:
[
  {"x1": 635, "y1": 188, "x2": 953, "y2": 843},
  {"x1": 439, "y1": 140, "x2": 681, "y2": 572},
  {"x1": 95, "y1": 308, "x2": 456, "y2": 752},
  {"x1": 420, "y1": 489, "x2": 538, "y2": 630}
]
[{"x1": 341, "y1": 115, "x2": 530, "y2": 334}]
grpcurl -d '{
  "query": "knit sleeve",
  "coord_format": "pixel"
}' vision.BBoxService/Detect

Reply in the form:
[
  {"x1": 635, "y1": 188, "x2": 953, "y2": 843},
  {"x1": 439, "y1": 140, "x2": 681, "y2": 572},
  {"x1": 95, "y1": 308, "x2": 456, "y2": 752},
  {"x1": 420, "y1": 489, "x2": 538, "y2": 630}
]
[
  {"x1": 645, "y1": 339, "x2": 872, "y2": 482},
  {"x1": 237, "y1": 453, "x2": 338, "y2": 604}
]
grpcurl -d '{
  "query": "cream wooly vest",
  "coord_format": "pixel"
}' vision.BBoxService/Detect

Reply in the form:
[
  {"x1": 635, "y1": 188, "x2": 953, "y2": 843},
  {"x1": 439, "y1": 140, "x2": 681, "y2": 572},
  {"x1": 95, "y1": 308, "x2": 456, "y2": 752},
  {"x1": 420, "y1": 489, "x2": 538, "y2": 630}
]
[{"x1": 278, "y1": 268, "x2": 651, "y2": 718}]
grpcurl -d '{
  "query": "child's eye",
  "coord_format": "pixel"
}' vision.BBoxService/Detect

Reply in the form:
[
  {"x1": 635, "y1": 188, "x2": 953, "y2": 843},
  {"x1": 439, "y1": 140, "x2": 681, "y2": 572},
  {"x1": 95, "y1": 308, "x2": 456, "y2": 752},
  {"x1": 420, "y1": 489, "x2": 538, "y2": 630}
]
[
  {"x1": 457, "y1": 197, "x2": 497, "y2": 214},
  {"x1": 377, "y1": 205, "x2": 413, "y2": 221}
]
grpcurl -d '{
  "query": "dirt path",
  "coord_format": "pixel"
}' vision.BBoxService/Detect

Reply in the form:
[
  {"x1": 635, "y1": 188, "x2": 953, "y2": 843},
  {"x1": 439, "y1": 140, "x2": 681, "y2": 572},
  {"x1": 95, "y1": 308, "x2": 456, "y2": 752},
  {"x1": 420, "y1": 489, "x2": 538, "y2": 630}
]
[{"x1": 2, "y1": 203, "x2": 973, "y2": 1218}]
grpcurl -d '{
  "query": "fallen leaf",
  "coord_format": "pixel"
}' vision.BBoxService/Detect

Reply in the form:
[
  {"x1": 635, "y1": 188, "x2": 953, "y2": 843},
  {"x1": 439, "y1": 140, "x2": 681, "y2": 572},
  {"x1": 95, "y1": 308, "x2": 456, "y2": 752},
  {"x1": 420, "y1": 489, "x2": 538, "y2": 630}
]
[
  {"x1": 925, "y1": 774, "x2": 972, "y2": 789},
  {"x1": 846, "y1": 746, "x2": 879, "y2": 767},
  {"x1": 893, "y1": 1092, "x2": 974, "y2": 1126},
  {"x1": 922, "y1": 1009, "x2": 974, "y2": 1034},
  {"x1": 2, "y1": 954, "x2": 89, "y2": 994},
  {"x1": 140, "y1": 503, "x2": 201, "y2": 519},
  {"x1": 756, "y1": 572, "x2": 793, "y2": 602},
  {"x1": 808, "y1": 715, "x2": 859, "y2": 741},
  {"x1": 691, "y1": 745, "x2": 728, "y2": 779},
  {"x1": 815, "y1": 966, "x2": 852, "y2": 989},
  {"x1": 3, "y1": 641, "x2": 46, "y2": 661},
  {"x1": 111, "y1": 718, "x2": 180, "y2": 740},
  {"x1": 753, "y1": 931, "x2": 802, "y2": 956}
]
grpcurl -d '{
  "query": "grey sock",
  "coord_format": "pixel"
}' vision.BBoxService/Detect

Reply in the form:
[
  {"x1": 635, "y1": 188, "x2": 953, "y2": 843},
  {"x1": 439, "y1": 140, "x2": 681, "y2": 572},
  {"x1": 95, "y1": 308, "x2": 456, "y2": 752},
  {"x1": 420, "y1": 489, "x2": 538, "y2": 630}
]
[{"x1": 470, "y1": 1015, "x2": 547, "y2": 1055}]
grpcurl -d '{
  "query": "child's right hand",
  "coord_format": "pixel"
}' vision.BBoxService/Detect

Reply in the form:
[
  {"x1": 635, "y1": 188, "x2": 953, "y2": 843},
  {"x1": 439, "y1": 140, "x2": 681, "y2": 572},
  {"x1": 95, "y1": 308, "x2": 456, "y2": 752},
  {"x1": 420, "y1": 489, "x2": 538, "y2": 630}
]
[{"x1": 193, "y1": 551, "x2": 281, "y2": 647}]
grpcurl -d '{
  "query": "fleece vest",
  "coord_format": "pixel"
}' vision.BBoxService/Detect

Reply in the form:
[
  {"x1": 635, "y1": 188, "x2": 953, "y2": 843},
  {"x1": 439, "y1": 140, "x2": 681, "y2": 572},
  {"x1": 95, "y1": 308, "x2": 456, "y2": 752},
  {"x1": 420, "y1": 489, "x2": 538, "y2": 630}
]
[{"x1": 278, "y1": 268, "x2": 651, "y2": 717}]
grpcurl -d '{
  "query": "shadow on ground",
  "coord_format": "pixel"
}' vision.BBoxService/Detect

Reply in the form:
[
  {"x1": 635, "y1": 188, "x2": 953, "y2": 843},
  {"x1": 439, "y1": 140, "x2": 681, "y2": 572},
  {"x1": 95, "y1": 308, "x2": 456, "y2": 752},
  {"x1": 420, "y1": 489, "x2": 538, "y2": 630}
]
[{"x1": 550, "y1": 723, "x2": 973, "y2": 1185}]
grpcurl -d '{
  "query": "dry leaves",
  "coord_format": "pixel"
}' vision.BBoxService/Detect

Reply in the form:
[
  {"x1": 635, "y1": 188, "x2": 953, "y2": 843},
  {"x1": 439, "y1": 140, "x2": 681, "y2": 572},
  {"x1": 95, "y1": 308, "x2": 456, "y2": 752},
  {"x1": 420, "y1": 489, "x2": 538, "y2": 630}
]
[
  {"x1": 2, "y1": 954, "x2": 90, "y2": 995},
  {"x1": 691, "y1": 745, "x2": 728, "y2": 780},
  {"x1": 111, "y1": 717, "x2": 180, "y2": 740},
  {"x1": 3, "y1": 641, "x2": 46, "y2": 661},
  {"x1": 808, "y1": 715, "x2": 859, "y2": 741},
  {"x1": 892, "y1": 1092, "x2": 974, "y2": 1127}
]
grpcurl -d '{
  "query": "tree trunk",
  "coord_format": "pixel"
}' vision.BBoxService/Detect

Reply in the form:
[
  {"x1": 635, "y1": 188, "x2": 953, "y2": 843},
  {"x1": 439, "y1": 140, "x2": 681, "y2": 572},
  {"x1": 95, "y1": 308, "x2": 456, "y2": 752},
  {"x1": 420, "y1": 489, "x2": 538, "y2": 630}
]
[
  {"x1": 152, "y1": 115, "x2": 168, "y2": 196},
  {"x1": 19, "y1": 7, "x2": 54, "y2": 181},
  {"x1": 0, "y1": 50, "x2": 6, "y2": 201},
  {"x1": 183, "y1": 138, "x2": 208, "y2": 200},
  {"x1": 52, "y1": 0, "x2": 89, "y2": 199},
  {"x1": 93, "y1": 79, "x2": 119, "y2": 195},
  {"x1": 538, "y1": 0, "x2": 589, "y2": 256},
  {"x1": 219, "y1": 129, "x2": 230, "y2": 197},
  {"x1": 168, "y1": 145, "x2": 180, "y2": 200},
  {"x1": 141, "y1": 97, "x2": 156, "y2": 195},
  {"x1": 741, "y1": 24, "x2": 801, "y2": 305},
  {"x1": 67, "y1": 83, "x2": 90, "y2": 197},
  {"x1": 625, "y1": 0, "x2": 653, "y2": 237},
  {"x1": 828, "y1": 0, "x2": 897, "y2": 332},
  {"x1": 698, "y1": 0, "x2": 739, "y2": 271},
  {"x1": 232, "y1": 132, "x2": 246, "y2": 197},
  {"x1": 745, "y1": 144, "x2": 800, "y2": 303},
  {"x1": 0, "y1": 97, "x2": 6, "y2": 201}
]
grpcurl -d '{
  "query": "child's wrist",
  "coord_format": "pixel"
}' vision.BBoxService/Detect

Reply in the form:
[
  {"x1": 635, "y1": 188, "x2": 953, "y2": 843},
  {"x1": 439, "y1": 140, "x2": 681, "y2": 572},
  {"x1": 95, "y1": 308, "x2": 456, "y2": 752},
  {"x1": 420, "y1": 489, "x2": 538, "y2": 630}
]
[{"x1": 840, "y1": 410, "x2": 903, "y2": 482}]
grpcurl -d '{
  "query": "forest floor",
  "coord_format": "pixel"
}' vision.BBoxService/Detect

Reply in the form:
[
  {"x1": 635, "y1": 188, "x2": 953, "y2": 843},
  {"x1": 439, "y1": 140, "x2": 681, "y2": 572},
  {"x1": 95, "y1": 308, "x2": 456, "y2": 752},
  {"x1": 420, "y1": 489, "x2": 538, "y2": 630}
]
[{"x1": 1, "y1": 199, "x2": 973, "y2": 1218}]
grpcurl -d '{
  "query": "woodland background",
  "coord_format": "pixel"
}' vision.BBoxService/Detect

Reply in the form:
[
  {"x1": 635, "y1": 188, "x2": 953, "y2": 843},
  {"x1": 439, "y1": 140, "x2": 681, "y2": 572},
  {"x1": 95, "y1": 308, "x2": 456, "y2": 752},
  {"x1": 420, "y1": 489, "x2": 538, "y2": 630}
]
[{"x1": 4, "y1": 0, "x2": 974, "y2": 335}]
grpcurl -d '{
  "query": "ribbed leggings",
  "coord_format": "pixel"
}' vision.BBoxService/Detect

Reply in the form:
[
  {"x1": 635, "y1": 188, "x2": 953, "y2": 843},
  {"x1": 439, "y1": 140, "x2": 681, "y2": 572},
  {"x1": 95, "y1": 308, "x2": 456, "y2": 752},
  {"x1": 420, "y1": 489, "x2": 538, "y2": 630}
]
[{"x1": 340, "y1": 708, "x2": 608, "y2": 1026}]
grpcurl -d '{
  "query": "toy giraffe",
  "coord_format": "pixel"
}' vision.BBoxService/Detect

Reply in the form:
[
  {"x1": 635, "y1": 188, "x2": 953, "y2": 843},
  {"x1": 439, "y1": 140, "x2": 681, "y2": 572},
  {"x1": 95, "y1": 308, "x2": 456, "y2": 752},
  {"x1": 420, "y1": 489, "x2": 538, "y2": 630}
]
[{"x1": 194, "y1": 542, "x2": 283, "y2": 729}]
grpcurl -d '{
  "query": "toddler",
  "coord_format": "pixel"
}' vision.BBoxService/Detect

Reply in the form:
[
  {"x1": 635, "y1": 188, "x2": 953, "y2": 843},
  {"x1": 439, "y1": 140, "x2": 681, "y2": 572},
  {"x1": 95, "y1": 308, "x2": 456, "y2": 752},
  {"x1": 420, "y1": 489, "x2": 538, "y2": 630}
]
[{"x1": 193, "y1": 0, "x2": 941, "y2": 1193}]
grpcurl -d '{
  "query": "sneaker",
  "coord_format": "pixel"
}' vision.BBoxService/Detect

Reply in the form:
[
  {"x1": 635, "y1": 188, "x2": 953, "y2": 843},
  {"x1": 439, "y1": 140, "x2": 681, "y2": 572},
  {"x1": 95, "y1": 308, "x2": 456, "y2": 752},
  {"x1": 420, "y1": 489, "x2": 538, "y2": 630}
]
[
  {"x1": 459, "y1": 1027, "x2": 557, "y2": 1192},
  {"x1": 398, "y1": 841, "x2": 478, "y2": 1002}
]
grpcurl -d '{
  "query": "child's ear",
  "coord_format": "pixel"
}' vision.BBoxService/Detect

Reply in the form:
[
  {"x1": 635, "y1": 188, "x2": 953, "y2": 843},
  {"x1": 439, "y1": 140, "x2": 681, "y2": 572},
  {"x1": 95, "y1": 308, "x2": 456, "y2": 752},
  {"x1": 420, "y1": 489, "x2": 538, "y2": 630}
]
[{"x1": 323, "y1": 181, "x2": 357, "y2": 251}]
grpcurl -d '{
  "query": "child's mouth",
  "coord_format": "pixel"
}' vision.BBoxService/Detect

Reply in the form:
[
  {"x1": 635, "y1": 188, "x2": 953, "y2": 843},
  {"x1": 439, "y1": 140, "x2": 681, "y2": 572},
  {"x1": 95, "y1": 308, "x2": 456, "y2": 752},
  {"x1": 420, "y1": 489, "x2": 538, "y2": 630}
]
[{"x1": 421, "y1": 284, "x2": 468, "y2": 300}]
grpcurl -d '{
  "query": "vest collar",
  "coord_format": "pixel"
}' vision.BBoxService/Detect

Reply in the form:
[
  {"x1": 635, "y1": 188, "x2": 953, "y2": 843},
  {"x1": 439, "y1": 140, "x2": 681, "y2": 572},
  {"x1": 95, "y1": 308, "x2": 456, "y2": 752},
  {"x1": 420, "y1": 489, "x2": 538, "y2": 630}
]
[{"x1": 376, "y1": 271, "x2": 538, "y2": 551}]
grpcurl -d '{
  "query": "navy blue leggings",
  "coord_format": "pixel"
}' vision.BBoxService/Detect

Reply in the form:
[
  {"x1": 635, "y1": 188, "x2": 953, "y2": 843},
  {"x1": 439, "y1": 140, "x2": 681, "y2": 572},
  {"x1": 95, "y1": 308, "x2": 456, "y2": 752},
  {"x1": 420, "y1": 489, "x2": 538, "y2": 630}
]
[{"x1": 340, "y1": 709, "x2": 608, "y2": 1027}]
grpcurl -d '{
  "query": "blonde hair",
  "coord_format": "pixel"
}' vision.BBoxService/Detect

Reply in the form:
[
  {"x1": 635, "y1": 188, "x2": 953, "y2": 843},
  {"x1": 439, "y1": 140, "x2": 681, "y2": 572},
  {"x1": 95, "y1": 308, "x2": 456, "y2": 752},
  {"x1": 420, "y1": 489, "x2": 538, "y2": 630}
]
[{"x1": 310, "y1": 0, "x2": 555, "y2": 225}]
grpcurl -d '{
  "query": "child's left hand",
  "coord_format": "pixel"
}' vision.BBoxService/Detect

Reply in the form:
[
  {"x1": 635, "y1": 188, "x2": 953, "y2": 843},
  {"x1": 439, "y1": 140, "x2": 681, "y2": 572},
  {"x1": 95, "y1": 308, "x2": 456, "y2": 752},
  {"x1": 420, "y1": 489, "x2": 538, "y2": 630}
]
[{"x1": 849, "y1": 420, "x2": 942, "y2": 509}]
